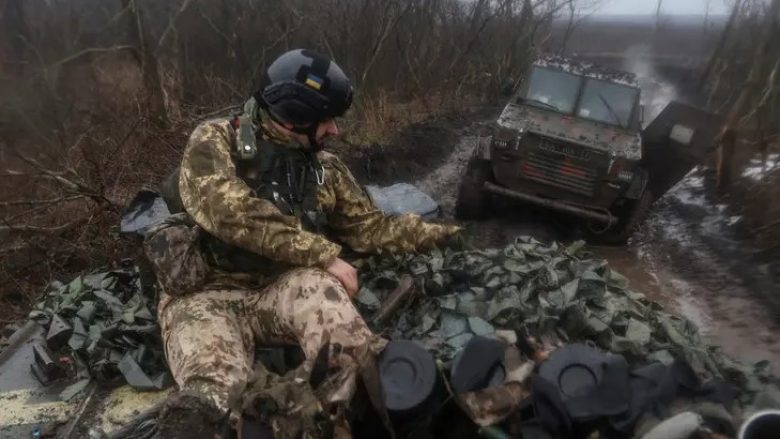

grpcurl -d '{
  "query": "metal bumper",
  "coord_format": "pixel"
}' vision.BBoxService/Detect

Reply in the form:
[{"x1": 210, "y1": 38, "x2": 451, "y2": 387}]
[{"x1": 483, "y1": 181, "x2": 616, "y2": 225}]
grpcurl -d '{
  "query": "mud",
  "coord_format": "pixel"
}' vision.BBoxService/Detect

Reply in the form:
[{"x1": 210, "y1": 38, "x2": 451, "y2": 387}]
[
  {"x1": 606, "y1": 191, "x2": 780, "y2": 366},
  {"x1": 337, "y1": 108, "x2": 501, "y2": 186},
  {"x1": 387, "y1": 118, "x2": 780, "y2": 369}
]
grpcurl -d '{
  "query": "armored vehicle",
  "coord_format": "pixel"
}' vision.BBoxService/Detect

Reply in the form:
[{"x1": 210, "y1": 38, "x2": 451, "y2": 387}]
[{"x1": 456, "y1": 56, "x2": 721, "y2": 244}]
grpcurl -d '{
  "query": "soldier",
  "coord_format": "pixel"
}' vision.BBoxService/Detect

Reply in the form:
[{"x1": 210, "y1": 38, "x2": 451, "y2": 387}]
[{"x1": 144, "y1": 49, "x2": 460, "y2": 438}]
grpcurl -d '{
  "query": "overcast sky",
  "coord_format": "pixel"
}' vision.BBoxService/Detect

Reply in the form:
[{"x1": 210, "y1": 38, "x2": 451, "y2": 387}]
[{"x1": 598, "y1": 0, "x2": 732, "y2": 15}]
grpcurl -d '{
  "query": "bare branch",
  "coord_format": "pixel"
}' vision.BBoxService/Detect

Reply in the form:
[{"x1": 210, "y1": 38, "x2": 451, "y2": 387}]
[
  {"x1": 196, "y1": 104, "x2": 242, "y2": 122},
  {"x1": 47, "y1": 46, "x2": 139, "y2": 69},
  {"x1": 700, "y1": 0, "x2": 743, "y2": 88},
  {"x1": 751, "y1": 217, "x2": 780, "y2": 236},
  {"x1": 1, "y1": 169, "x2": 42, "y2": 177},
  {"x1": 7, "y1": 148, "x2": 119, "y2": 208},
  {"x1": 9, "y1": 150, "x2": 83, "y2": 193},
  {"x1": 739, "y1": 56, "x2": 780, "y2": 127},
  {"x1": 155, "y1": 0, "x2": 197, "y2": 54},
  {"x1": 360, "y1": 1, "x2": 412, "y2": 85},
  {"x1": 198, "y1": 6, "x2": 232, "y2": 44},
  {"x1": 3, "y1": 202, "x2": 61, "y2": 224},
  {"x1": 103, "y1": 117, "x2": 144, "y2": 167},
  {"x1": 0, "y1": 196, "x2": 85, "y2": 207},
  {"x1": 289, "y1": 3, "x2": 337, "y2": 61},
  {"x1": 0, "y1": 221, "x2": 84, "y2": 235}
]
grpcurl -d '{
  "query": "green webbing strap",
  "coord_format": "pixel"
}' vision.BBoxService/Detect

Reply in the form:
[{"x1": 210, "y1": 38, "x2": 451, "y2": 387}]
[{"x1": 237, "y1": 98, "x2": 259, "y2": 160}]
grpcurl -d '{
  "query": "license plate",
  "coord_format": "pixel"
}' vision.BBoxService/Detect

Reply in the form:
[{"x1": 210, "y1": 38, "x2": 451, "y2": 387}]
[{"x1": 536, "y1": 138, "x2": 595, "y2": 162}]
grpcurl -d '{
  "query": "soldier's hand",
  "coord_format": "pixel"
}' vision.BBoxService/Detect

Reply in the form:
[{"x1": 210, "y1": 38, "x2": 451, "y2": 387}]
[
  {"x1": 326, "y1": 257, "x2": 359, "y2": 297},
  {"x1": 438, "y1": 224, "x2": 466, "y2": 249}
]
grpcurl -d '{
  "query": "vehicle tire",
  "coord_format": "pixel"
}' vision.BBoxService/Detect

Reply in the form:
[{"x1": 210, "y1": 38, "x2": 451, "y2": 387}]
[
  {"x1": 455, "y1": 159, "x2": 493, "y2": 220},
  {"x1": 586, "y1": 190, "x2": 654, "y2": 245}
]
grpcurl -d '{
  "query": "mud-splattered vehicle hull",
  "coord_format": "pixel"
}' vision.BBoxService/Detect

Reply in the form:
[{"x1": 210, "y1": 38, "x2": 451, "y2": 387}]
[{"x1": 457, "y1": 56, "x2": 722, "y2": 244}]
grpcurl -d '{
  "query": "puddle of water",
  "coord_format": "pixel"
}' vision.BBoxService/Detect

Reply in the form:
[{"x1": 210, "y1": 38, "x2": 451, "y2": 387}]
[
  {"x1": 596, "y1": 240, "x2": 780, "y2": 367},
  {"x1": 587, "y1": 165, "x2": 780, "y2": 366},
  {"x1": 670, "y1": 174, "x2": 707, "y2": 206},
  {"x1": 667, "y1": 277, "x2": 712, "y2": 332}
]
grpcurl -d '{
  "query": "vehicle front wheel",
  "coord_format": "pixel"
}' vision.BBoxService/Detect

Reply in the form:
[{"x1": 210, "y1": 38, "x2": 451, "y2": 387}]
[
  {"x1": 455, "y1": 159, "x2": 493, "y2": 220},
  {"x1": 586, "y1": 190, "x2": 654, "y2": 245}
]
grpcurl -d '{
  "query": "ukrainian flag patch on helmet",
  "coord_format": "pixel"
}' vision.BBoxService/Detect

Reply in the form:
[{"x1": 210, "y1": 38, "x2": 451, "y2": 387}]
[{"x1": 304, "y1": 74, "x2": 323, "y2": 90}]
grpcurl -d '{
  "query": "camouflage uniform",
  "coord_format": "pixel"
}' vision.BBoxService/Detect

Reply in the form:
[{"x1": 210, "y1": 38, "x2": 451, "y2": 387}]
[
  {"x1": 158, "y1": 268, "x2": 379, "y2": 414},
  {"x1": 146, "y1": 108, "x2": 459, "y2": 420}
]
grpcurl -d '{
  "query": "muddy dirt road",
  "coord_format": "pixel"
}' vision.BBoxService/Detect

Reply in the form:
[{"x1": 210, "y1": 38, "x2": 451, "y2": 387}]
[{"x1": 411, "y1": 127, "x2": 780, "y2": 368}]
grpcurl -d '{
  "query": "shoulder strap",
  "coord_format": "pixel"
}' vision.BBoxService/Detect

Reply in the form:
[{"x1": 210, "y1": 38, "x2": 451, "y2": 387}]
[
  {"x1": 158, "y1": 167, "x2": 185, "y2": 214},
  {"x1": 235, "y1": 98, "x2": 260, "y2": 160}
]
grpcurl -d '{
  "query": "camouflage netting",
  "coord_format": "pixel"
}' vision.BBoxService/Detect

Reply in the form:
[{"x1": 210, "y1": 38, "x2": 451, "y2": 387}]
[
  {"x1": 25, "y1": 236, "x2": 780, "y2": 413},
  {"x1": 353, "y1": 236, "x2": 780, "y2": 410},
  {"x1": 29, "y1": 263, "x2": 170, "y2": 395}
]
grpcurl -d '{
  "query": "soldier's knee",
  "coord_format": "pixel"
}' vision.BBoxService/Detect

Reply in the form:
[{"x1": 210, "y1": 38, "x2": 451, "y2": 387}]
[
  {"x1": 288, "y1": 267, "x2": 343, "y2": 288},
  {"x1": 284, "y1": 268, "x2": 348, "y2": 302}
]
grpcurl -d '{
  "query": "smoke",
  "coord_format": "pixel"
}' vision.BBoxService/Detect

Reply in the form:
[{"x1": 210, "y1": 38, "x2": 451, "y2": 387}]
[{"x1": 621, "y1": 44, "x2": 679, "y2": 126}]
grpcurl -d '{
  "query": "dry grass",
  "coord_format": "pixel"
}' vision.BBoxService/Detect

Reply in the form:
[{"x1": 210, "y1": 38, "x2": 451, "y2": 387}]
[
  {"x1": 342, "y1": 91, "x2": 485, "y2": 146},
  {"x1": 731, "y1": 144, "x2": 780, "y2": 265},
  {"x1": 0, "y1": 93, "x2": 192, "y2": 321},
  {"x1": 0, "y1": 73, "x2": 487, "y2": 322},
  {"x1": 1, "y1": 0, "x2": 546, "y2": 321}
]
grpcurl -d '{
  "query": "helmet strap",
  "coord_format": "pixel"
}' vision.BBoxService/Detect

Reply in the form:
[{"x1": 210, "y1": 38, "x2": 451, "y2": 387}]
[
  {"x1": 256, "y1": 92, "x2": 323, "y2": 152},
  {"x1": 288, "y1": 122, "x2": 322, "y2": 152},
  {"x1": 307, "y1": 125, "x2": 323, "y2": 152}
]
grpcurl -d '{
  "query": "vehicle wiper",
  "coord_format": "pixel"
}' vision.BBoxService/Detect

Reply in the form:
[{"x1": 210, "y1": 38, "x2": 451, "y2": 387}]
[
  {"x1": 524, "y1": 98, "x2": 561, "y2": 112},
  {"x1": 598, "y1": 94, "x2": 623, "y2": 127}
]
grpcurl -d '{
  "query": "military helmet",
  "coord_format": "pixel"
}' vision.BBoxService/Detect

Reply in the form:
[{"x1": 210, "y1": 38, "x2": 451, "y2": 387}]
[{"x1": 260, "y1": 49, "x2": 353, "y2": 128}]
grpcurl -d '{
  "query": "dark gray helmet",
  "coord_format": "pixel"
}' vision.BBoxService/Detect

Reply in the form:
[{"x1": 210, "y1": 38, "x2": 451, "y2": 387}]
[{"x1": 259, "y1": 49, "x2": 353, "y2": 128}]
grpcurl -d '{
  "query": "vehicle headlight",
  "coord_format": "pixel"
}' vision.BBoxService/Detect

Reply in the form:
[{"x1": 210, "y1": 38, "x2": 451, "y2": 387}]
[
  {"x1": 617, "y1": 170, "x2": 634, "y2": 183},
  {"x1": 493, "y1": 138, "x2": 510, "y2": 150},
  {"x1": 493, "y1": 126, "x2": 526, "y2": 151}
]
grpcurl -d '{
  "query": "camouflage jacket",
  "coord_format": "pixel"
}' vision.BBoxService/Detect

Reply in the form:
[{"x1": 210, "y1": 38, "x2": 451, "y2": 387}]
[{"x1": 146, "y1": 110, "x2": 459, "y2": 296}]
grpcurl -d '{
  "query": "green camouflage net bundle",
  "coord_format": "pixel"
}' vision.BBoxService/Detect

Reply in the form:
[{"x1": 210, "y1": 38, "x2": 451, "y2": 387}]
[
  {"x1": 353, "y1": 236, "x2": 780, "y2": 409},
  {"x1": 29, "y1": 263, "x2": 170, "y2": 395}
]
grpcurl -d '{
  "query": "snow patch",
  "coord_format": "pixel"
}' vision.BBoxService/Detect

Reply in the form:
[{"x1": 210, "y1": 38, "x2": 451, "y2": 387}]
[
  {"x1": 742, "y1": 153, "x2": 780, "y2": 182},
  {"x1": 669, "y1": 169, "x2": 707, "y2": 207},
  {"x1": 727, "y1": 216, "x2": 742, "y2": 226},
  {"x1": 535, "y1": 55, "x2": 638, "y2": 87}
]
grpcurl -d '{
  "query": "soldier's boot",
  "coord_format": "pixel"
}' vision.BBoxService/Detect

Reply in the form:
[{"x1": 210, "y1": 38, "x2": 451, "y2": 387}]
[
  {"x1": 154, "y1": 390, "x2": 228, "y2": 439},
  {"x1": 238, "y1": 416, "x2": 274, "y2": 439}
]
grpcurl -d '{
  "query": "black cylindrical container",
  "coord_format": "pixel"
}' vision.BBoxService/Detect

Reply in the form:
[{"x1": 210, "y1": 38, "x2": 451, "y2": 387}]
[
  {"x1": 379, "y1": 340, "x2": 440, "y2": 432},
  {"x1": 739, "y1": 410, "x2": 780, "y2": 439}
]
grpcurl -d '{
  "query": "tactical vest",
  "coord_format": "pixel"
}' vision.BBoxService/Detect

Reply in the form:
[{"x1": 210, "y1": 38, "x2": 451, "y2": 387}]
[
  {"x1": 237, "y1": 137, "x2": 327, "y2": 233},
  {"x1": 159, "y1": 122, "x2": 327, "y2": 274}
]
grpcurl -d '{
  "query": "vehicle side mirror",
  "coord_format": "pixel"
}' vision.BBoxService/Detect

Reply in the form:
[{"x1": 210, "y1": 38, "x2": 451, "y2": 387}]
[{"x1": 670, "y1": 124, "x2": 695, "y2": 146}]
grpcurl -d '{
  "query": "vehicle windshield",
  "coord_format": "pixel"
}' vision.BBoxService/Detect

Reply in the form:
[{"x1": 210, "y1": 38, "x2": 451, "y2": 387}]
[
  {"x1": 576, "y1": 79, "x2": 638, "y2": 128},
  {"x1": 519, "y1": 66, "x2": 639, "y2": 129},
  {"x1": 521, "y1": 67, "x2": 581, "y2": 113}
]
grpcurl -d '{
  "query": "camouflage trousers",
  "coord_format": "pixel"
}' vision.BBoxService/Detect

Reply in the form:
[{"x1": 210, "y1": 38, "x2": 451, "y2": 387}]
[{"x1": 159, "y1": 267, "x2": 380, "y2": 413}]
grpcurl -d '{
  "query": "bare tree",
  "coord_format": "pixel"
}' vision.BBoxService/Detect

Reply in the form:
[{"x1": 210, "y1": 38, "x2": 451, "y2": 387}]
[
  {"x1": 0, "y1": 0, "x2": 583, "y2": 313},
  {"x1": 558, "y1": 0, "x2": 604, "y2": 55},
  {"x1": 655, "y1": 0, "x2": 664, "y2": 29},
  {"x1": 1, "y1": 0, "x2": 30, "y2": 77},
  {"x1": 716, "y1": 0, "x2": 780, "y2": 193},
  {"x1": 700, "y1": 0, "x2": 743, "y2": 89},
  {"x1": 703, "y1": 0, "x2": 714, "y2": 34}
]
